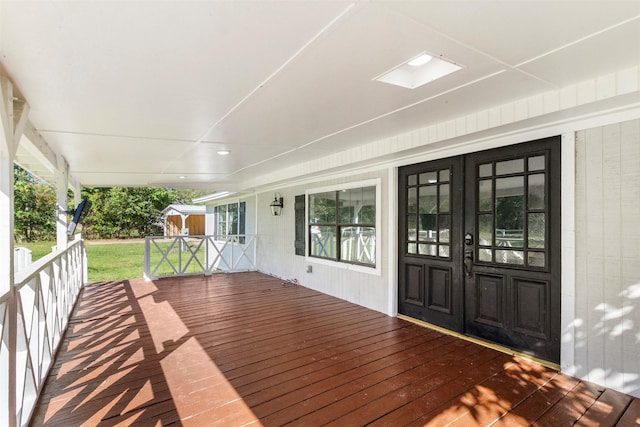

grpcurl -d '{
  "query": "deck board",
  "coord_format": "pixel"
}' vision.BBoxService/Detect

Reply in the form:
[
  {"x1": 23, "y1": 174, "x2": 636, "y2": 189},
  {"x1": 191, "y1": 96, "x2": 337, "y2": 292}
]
[{"x1": 30, "y1": 272, "x2": 639, "y2": 426}]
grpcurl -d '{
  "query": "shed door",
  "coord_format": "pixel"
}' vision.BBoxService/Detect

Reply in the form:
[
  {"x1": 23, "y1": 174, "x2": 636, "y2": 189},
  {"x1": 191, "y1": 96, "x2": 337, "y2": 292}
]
[{"x1": 398, "y1": 137, "x2": 561, "y2": 363}]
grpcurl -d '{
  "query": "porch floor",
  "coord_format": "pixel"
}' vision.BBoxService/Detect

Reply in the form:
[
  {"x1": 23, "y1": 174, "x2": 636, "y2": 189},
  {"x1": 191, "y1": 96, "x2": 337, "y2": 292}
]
[{"x1": 31, "y1": 272, "x2": 639, "y2": 426}]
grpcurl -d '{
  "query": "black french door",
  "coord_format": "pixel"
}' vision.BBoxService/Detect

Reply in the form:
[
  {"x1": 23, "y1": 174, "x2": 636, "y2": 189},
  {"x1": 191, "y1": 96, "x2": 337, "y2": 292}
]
[{"x1": 398, "y1": 136, "x2": 561, "y2": 363}]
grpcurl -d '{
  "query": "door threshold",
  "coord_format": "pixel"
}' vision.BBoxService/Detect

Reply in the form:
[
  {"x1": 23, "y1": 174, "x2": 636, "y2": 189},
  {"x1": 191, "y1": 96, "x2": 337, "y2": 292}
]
[{"x1": 396, "y1": 314, "x2": 560, "y2": 371}]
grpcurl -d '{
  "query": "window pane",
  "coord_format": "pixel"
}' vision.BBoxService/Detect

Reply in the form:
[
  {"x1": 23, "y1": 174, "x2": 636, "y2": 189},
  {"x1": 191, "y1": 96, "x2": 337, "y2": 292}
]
[
  {"x1": 496, "y1": 158, "x2": 524, "y2": 175},
  {"x1": 420, "y1": 171, "x2": 437, "y2": 184},
  {"x1": 419, "y1": 186, "x2": 437, "y2": 214},
  {"x1": 528, "y1": 155, "x2": 545, "y2": 171},
  {"x1": 496, "y1": 249, "x2": 525, "y2": 265},
  {"x1": 217, "y1": 205, "x2": 227, "y2": 236},
  {"x1": 528, "y1": 213, "x2": 545, "y2": 249},
  {"x1": 528, "y1": 174, "x2": 545, "y2": 210},
  {"x1": 359, "y1": 186, "x2": 376, "y2": 224},
  {"x1": 310, "y1": 192, "x2": 336, "y2": 223},
  {"x1": 340, "y1": 226, "x2": 375, "y2": 264},
  {"x1": 310, "y1": 225, "x2": 336, "y2": 259},
  {"x1": 479, "y1": 214, "x2": 493, "y2": 246},
  {"x1": 339, "y1": 186, "x2": 375, "y2": 224},
  {"x1": 478, "y1": 179, "x2": 492, "y2": 211},
  {"x1": 528, "y1": 251, "x2": 545, "y2": 267},
  {"x1": 439, "y1": 184, "x2": 450, "y2": 212},
  {"x1": 228, "y1": 204, "x2": 238, "y2": 234},
  {"x1": 439, "y1": 214, "x2": 450, "y2": 243},
  {"x1": 479, "y1": 163, "x2": 492, "y2": 177},
  {"x1": 439, "y1": 169, "x2": 450, "y2": 183},
  {"x1": 495, "y1": 176, "x2": 524, "y2": 248}
]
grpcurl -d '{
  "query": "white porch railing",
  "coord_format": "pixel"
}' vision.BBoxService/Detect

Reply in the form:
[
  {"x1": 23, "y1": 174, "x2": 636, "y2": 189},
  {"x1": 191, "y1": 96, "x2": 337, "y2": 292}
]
[
  {"x1": 1, "y1": 236, "x2": 86, "y2": 427},
  {"x1": 144, "y1": 234, "x2": 257, "y2": 280}
]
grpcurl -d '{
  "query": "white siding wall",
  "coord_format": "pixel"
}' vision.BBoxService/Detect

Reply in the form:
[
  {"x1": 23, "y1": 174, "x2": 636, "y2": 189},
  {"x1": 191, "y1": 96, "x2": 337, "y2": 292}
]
[
  {"x1": 256, "y1": 170, "x2": 390, "y2": 314},
  {"x1": 575, "y1": 119, "x2": 640, "y2": 398}
]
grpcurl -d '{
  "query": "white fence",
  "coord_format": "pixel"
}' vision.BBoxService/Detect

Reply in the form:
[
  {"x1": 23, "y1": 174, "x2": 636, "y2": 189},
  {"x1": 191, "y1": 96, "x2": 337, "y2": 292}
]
[
  {"x1": 144, "y1": 234, "x2": 257, "y2": 280},
  {"x1": 1, "y1": 237, "x2": 86, "y2": 427}
]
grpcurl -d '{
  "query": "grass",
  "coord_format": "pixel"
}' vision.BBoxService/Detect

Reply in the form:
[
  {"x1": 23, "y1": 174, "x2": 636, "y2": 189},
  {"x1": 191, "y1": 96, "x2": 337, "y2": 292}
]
[{"x1": 17, "y1": 240, "x2": 146, "y2": 283}]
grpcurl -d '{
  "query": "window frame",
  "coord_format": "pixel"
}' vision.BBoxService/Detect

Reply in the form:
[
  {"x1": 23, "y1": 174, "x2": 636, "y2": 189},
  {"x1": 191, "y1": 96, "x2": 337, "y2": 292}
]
[{"x1": 306, "y1": 179, "x2": 381, "y2": 276}]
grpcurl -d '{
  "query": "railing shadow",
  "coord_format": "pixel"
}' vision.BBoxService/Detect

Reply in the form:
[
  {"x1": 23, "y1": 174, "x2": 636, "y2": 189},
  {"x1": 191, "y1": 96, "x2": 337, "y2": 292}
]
[{"x1": 30, "y1": 280, "x2": 181, "y2": 426}]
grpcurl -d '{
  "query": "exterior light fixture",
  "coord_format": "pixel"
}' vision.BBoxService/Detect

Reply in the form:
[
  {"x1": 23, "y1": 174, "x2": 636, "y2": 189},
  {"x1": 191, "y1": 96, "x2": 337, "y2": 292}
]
[{"x1": 270, "y1": 193, "x2": 284, "y2": 216}]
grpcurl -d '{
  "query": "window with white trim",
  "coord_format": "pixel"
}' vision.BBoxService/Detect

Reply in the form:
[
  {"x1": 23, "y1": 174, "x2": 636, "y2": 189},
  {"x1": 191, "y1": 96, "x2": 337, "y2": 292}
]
[
  {"x1": 214, "y1": 202, "x2": 245, "y2": 242},
  {"x1": 308, "y1": 186, "x2": 376, "y2": 267}
]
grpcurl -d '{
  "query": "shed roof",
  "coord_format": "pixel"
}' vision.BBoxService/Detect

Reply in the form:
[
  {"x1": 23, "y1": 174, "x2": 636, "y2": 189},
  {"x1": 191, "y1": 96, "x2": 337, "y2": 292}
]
[{"x1": 162, "y1": 204, "x2": 206, "y2": 217}]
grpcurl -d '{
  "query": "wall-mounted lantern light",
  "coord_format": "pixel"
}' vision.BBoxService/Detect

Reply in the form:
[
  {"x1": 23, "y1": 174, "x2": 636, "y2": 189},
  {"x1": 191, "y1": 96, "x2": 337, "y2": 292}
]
[{"x1": 270, "y1": 193, "x2": 284, "y2": 216}]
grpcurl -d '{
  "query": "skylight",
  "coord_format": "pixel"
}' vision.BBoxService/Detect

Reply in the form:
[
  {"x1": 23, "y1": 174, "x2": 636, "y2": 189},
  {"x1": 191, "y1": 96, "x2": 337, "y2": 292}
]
[{"x1": 375, "y1": 52, "x2": 462, "y2": 89}]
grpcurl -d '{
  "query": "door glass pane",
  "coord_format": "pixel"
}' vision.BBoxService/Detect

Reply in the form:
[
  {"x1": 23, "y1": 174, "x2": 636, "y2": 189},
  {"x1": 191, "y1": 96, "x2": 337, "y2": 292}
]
[
  {"x1": 439, "y1": 214, "x2": 450, "y2": 243},
  {"x1": 528, "y1": 155, "x2": 545, "y2": 171},
  {"x1": 439, "y1": 245, "x2": 450, "y2": 257},
  {"x1": 528, "y1": 213, "x2": 545, "y2": 249},
  {"x1": 420, "y1": 171, "x2": 438, "y2": 184},
  {"x1": 408, "y1": 243, "x2": 417, "y2": 254},
  {"x1": 439, "y1": 169, "x2": 450, "y2": 182},
  {"x1": 419, "y1": 186, "x2": 437, "y2": 214},
  {"x1": 495, "y1": 177, "x2": 524, "y2": 248},
  {"x1": 478, "y1": 248, "x2": 492, "y2": 262},
  {"x1": 478, "y1": 214, "x2": 493, "y2": 246},
  {"x1": 496, "y1": 249, "x2": 525, "y2": 265},
  {"x1": 407, "y1": 215, "x2": 417, "y2": 242},
  {"x1": 528, "y1": 174, "x2": 545, "y2": 210},
  {"x1": 408, "y1": 174, "x2": 417, "y2": 186},
  {"x1": 478, "y1": 179, "x2": 492, "y2": 211},
  {"x1": 407, "y1": 188, "x2": 417, "y2": 214},
  {"x1": 439, "y1": 184, "x2": 450, "y2": 212},
  {"x1": 419, "y1": 214, "x2": 437, "y2": 241},
  {"x1": 419, "y1": 244, "x2": 437, "y2": 256},
  {"x1": 479, "y1": 163, "x2": 492, "y2": 177},
  {"x1": 496, "y1": 158, "x2": 524, "y2": 175},
  {"x1": 528, "y1": 251, "x2": 545, "y2": 267}
]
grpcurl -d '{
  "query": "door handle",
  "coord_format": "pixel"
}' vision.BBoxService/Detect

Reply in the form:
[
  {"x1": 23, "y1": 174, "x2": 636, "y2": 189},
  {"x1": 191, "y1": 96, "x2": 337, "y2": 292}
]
[{"x1": 464, "y1": 249, "x2": 473, "y2": 277}]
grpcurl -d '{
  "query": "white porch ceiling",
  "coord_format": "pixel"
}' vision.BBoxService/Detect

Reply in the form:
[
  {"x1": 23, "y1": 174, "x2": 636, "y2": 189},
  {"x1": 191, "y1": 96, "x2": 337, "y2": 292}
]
[{"x1": 1, "y1": 0, "x2": 639, "y2": 191}]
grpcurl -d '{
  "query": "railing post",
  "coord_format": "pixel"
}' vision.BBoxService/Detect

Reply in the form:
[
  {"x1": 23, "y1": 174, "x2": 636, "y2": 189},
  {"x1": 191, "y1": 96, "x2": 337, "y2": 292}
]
[
  {"x1": 7, "y1": 289, "x2": 17, "y2": 427},
  {"x1": 143, "y1": 237, "x2": 151, "y2": 281}
]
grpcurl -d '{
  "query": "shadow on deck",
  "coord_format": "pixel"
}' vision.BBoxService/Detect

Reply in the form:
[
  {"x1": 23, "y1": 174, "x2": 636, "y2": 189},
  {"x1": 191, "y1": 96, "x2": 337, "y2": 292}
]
[{"x1": 31, "y1": 272, "x2": 640, "y2": 426}]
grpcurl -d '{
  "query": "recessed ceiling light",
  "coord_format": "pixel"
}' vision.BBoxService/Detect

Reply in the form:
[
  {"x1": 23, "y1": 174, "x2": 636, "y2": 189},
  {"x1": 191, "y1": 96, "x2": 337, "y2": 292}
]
[
  {"x1": 178, "y1": 176, "x2": 186, "y2": 179},
  {"x1": 217, "y1": 150, "x2": 231, "y2": 156},
  {"x1": 408, "y1": 54, "x2": 432, "y2": 66},
  {"x1": 374, "y1": 52, "x2": 462, "y2": 90}
]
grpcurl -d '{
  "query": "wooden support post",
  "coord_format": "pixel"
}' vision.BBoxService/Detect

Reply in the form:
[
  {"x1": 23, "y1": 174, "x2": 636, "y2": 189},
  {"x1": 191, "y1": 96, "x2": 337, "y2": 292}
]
[
  {"x1": 0, "y1": 75, "x2": 29, "y2": 427},
  {"x1": 55, "y1": 156, "x2": 69, "y2": 251}
]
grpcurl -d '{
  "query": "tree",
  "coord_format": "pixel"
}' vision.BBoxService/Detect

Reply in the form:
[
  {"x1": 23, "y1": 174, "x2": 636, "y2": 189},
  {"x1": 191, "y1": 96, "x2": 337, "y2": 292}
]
[
  {"x1": 14, "y1": 163, "x2": 206, "y2": 241},
  {"x1": 13, "y1": 165, "x2": 56, "y2": 242}
]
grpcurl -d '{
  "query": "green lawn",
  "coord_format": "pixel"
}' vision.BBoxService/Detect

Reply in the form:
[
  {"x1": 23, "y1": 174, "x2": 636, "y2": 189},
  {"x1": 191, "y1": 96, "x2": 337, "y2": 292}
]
[{"x1": 17, "y1": 240, "x2": 146, "y2": 283}]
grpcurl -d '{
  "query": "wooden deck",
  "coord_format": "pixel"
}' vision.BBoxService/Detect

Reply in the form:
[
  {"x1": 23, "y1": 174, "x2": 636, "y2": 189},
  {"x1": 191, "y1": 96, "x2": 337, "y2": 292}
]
[{"x1": 31, "y1": 272, "x2": 639, "y2": 426}]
